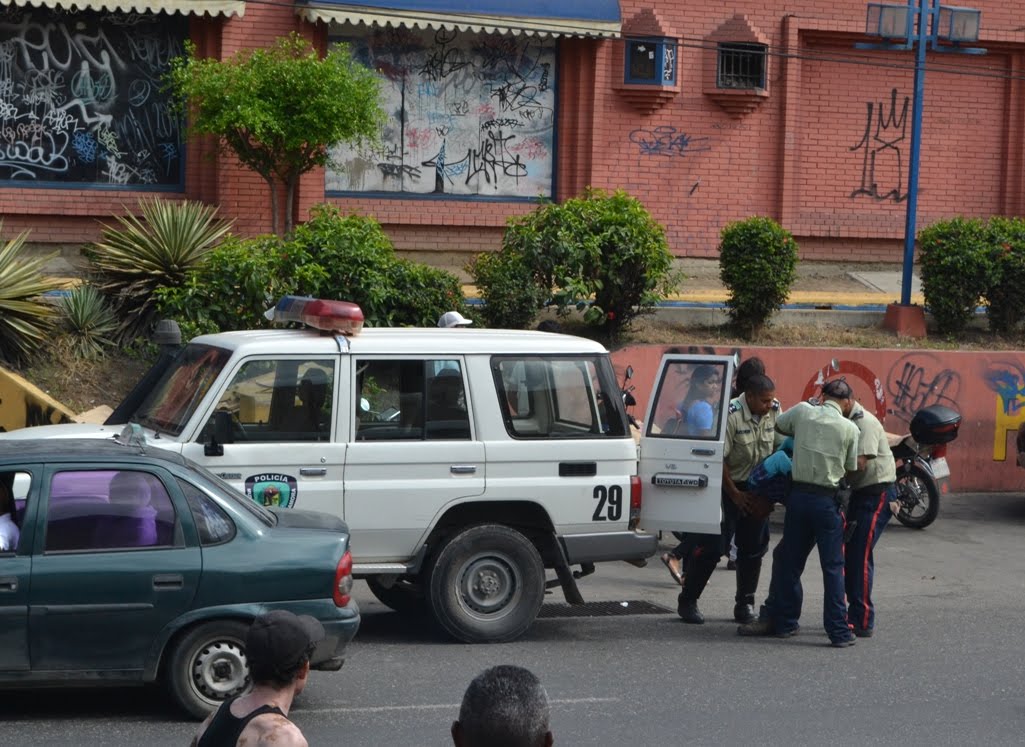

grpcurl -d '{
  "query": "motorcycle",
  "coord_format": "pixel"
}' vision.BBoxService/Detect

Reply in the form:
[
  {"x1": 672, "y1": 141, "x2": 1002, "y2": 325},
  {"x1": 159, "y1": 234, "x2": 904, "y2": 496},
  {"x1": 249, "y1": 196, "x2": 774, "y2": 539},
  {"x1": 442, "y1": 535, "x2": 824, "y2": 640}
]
[{"x1": 890, "y1": 404, "x2": 961, "y2": 530}]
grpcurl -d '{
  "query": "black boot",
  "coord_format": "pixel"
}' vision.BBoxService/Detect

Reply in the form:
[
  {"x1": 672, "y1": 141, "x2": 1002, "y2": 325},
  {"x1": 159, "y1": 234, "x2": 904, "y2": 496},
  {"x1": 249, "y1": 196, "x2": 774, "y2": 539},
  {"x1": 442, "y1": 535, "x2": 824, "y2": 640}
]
[
  {"x1": 678, "y1": 599, "x2": 705, "y2": 624},
  {"x1": 734, "y1": 557, "x2": 762, "y2": 623},
  {"x1": 677, "y1": 553, "x2": 717, "y2": 624}
]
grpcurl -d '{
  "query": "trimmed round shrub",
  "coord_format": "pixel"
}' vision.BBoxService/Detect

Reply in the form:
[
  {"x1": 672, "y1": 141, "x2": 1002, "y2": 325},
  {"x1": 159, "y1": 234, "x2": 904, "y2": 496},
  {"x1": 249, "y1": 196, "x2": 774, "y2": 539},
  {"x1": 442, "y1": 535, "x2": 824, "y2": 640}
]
[
  {"x1": 718, "y1": 217, "x2": 798, "y2": 338},
  {"x1": 468, "y1": 249, "x2": 547, "y2": 329},
  {"x1": 918, "y1": 217, "x2": 995, "y2": 335},
  {"x1": 983, "y1": 217, "x2": 1025, "y2": 334},
  {"x1": 498, "y1": 188, "x2": 679, "y2": 338}
]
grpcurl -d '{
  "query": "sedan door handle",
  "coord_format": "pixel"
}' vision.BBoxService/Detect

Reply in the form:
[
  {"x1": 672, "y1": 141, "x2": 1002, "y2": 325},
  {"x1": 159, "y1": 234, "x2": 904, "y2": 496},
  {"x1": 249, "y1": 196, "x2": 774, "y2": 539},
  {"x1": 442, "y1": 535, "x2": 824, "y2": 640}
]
[
  {"x1": 153, "y1": 574, "x2": 184, "y2": 590},
  {"x1": 450, "y1": 465, "x2": 477, "y2": 474},
  {"x1": 300, "y1": 467, "x2": 328, "y2": 477},
  {"x1": 0, "y1": 576, "x2": 17, "y2": 592}
]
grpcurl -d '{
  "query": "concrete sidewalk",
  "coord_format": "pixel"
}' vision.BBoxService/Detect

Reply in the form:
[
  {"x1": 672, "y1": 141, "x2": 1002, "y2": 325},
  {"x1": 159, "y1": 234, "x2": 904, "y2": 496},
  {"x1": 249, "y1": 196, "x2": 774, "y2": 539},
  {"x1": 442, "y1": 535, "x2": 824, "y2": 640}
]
[
  {"x1": 663, "y1": 259, "x2": 923, "y2": 309},
  {"x1": 463, "y1": 260, "x2": 924, "y2": 327}
]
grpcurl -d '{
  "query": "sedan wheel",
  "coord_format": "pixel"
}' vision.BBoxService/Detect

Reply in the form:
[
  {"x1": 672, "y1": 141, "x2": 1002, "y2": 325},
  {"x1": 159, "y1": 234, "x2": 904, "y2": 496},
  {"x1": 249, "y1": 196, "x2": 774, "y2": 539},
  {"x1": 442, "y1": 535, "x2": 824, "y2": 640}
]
[{"x1": 167, "y1": 620, "x2": 251, "y2": 720}]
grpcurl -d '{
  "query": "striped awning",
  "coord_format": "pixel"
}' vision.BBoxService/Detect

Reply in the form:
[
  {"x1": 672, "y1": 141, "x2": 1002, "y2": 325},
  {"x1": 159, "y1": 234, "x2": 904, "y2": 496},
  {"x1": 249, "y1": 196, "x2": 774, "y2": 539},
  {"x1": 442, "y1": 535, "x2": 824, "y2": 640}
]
[
  {"x1": 297, "y1": 0, "x2": 620, "y2": 38},
  {"x1": 4, "y1": 0, "x2": 245, "y2": 16}
]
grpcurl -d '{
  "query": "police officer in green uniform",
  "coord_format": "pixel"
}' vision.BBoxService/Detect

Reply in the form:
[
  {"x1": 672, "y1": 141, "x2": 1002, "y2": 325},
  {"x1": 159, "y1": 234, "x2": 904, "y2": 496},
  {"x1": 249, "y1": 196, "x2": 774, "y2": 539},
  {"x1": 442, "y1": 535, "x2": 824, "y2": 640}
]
[
  {"x1": 845, "y1": 397, "x2": 896, "y2": 637},
  {"x1": 739, "y1": 378, "x2": 860, "y2": 647},
  {"x1": 678, "y1": 374, "x2": 780, "y2": 624}
]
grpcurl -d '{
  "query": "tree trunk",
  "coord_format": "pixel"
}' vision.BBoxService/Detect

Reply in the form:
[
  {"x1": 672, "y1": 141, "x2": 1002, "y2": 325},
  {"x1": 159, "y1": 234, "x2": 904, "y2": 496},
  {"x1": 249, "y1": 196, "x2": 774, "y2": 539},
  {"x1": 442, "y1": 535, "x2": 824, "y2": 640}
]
[
  {"x1": 265, "y1": 176, "x2": 280, "y2": 236},
  {"x1": 285, "y1": 175, "x2": 297, "y2": 235}
]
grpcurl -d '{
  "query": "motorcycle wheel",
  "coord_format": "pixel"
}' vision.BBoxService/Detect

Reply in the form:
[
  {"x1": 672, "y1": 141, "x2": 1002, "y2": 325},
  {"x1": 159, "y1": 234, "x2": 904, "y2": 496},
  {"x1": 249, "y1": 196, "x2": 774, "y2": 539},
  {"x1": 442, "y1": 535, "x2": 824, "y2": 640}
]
[{"x1": 894, "y1": 464, "x2": 940, "y2": 529}]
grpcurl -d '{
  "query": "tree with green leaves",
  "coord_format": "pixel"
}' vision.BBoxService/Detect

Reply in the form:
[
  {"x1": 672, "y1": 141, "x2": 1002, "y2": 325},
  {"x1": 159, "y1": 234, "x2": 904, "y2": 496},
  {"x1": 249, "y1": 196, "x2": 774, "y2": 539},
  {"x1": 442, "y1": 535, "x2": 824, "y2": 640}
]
[{"x1": 167, "y1": 33, "x2": 384, "y2": 235}]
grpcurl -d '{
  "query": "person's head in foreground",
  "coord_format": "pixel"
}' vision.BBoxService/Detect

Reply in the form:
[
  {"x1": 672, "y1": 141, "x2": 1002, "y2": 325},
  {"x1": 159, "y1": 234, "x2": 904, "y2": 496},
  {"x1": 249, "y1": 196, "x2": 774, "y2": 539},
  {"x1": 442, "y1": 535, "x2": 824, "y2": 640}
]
[{"x1": 452, "y1": 665, "x2": 553, "y2": 747}]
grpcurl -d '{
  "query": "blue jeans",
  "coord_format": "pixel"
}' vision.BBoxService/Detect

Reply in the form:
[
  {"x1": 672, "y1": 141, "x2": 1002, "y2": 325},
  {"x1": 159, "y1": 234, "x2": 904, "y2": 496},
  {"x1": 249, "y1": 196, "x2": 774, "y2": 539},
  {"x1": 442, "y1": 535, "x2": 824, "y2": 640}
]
[
  {"x1": 845, "y1": 484, "x2": 894, "y2": 631},
  {"x1": 773, "y1": 487, "x2": 849, "y2": 641}
]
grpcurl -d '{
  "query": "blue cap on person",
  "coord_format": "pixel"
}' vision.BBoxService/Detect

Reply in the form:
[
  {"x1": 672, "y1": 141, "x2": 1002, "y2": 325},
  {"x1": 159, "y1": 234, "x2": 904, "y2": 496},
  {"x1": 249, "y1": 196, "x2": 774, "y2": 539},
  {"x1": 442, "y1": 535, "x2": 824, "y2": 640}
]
[{"x1": 438, "y1": 311, "x2": 473, "y2": 328}]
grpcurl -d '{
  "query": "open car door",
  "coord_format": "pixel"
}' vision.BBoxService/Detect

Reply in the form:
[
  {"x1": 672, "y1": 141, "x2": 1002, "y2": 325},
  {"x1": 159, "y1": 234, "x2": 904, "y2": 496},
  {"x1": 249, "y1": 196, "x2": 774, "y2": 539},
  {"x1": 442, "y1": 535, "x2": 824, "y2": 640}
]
[{"x1": 638, "y1": 354, "x2": 734, "y2": 534}]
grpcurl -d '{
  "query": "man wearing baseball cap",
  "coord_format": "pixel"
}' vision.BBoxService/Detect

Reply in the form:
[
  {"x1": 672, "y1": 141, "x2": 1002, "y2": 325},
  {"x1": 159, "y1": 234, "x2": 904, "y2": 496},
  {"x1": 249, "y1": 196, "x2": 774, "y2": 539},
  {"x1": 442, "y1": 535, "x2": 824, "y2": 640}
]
[
  {"x1": 192, "y1": 610, "x2": 324, "y2": 747},
  {"x1": 438, "y1": 310, "x2": 473, "y2": 328}
]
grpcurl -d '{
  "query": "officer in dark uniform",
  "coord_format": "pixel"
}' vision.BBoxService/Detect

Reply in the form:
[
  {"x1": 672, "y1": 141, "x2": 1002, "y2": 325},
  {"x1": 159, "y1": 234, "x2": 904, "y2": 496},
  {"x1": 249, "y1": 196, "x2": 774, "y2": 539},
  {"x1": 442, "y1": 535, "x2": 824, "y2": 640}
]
[
  {"x1": 678, "y1": 374, "x2": 780, "y2": 624},
  {"x1": 845, "y1": 397, "x2": 896, "y2": 637}
]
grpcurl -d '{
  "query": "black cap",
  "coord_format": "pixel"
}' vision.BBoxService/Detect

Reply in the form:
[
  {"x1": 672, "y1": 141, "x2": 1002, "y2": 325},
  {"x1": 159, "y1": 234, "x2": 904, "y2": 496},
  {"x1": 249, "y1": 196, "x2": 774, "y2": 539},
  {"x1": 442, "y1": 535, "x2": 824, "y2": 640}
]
[
  {"x1": 246, "y1": 610, "x2": 325, "y2": 674},
  {"x1": 821, "y1": 378, "x2": 853, "y2": 399}
]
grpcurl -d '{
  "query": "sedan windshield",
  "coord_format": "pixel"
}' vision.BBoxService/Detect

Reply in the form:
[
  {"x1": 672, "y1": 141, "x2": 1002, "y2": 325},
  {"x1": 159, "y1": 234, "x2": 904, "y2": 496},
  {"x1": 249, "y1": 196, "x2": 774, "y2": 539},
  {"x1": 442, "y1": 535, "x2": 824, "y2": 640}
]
[{"x1": 133, "y1": 344, "x2": 232, "y2": 437}]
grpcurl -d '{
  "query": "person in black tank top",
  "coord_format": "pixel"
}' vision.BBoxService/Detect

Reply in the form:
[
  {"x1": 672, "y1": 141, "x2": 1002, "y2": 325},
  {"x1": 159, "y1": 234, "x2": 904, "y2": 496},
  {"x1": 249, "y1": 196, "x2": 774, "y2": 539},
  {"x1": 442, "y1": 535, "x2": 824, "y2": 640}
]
[
  {"x1": 190, "y1": 611, "x2": 325, "y2": 747},
  {"x1": 197, "y1": 698, "x2": 286, "y2": 746}
]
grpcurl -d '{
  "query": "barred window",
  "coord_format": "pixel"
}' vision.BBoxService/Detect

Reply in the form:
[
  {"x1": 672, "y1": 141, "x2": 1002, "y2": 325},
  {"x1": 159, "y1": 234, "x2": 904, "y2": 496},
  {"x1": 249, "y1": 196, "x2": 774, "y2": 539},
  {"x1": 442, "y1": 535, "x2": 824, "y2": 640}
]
[
  {"x1": 716, "y1": 43, "x2": 767, "y2": 89},
  {"x1": 625, "y1": 38, "x2": 677, "y2": 85}
]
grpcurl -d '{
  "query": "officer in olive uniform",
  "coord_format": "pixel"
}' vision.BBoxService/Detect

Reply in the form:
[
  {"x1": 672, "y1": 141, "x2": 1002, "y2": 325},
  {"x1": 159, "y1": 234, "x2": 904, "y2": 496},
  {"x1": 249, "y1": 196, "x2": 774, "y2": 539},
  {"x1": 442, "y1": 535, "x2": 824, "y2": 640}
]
[
  {"x1": 739, "y1": 378, "x2": 860, "y2": 647},
  {"x1": 678, "y1": 374, "x2": 780, "y2": 624},
  {"x1": 845, "y1": 398, "x2": 896, "y2": 637}
]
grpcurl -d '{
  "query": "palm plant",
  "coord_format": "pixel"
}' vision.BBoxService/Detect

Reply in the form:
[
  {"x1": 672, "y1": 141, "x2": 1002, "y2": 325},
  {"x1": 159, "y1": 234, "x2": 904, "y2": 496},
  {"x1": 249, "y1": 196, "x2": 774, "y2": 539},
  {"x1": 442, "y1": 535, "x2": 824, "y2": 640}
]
[
  {"x1": 89, "y1": 198, "x2": 234, "y2": 337},
  {"x1": 58, "y1": 285, "x2": 119, "y2": 360},
  {"x1": 0, "y1": 225, "x2": 61, "y2": 365}
]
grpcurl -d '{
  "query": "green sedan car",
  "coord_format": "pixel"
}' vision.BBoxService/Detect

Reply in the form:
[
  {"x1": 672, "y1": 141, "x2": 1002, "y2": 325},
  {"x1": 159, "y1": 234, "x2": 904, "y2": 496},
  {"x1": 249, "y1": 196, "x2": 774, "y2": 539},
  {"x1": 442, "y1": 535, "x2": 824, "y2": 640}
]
[{"x1": 0, "y1": 438, "x2": 359, "y2": 719}]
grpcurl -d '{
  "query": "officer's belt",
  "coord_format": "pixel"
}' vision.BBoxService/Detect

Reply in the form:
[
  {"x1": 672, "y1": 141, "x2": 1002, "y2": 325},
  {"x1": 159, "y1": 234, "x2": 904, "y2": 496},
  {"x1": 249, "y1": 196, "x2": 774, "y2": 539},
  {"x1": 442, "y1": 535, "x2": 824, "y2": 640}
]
[
  {"x1": 851, "y1": 482, "x2": 895, "y2": 498},
  {"x1": 791, "y1": 481, "x2": 838, "y2": 497}
]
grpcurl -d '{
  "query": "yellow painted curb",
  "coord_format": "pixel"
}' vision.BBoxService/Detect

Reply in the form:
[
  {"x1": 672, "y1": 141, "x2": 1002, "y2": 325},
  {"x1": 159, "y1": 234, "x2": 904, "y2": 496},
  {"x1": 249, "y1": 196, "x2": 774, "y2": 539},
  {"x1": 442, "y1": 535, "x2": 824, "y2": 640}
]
[{"x1": 459, "y1": 285, "x2": 923, "y2": 307}]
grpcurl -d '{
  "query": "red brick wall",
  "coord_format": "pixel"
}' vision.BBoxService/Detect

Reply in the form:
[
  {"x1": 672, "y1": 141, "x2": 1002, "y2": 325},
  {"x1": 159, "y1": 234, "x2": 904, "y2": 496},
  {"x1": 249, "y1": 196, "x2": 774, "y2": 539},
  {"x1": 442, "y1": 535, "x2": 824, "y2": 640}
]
[{"x1": 4, "y1": 1, "x2": 1025, "y2": 266}]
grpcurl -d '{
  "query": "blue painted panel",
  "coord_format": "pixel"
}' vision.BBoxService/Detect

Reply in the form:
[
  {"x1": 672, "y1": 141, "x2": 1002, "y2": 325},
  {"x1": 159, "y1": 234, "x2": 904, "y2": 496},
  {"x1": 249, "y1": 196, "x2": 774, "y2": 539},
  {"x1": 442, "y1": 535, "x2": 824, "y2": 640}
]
[{"x1": 305, "y1": 0, "x2": 619, "y2": 23}]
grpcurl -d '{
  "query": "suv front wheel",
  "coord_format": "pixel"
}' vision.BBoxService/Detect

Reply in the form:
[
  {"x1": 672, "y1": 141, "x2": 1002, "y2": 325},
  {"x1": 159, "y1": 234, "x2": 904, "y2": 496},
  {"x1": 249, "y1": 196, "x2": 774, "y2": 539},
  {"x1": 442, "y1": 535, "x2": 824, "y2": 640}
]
[{"x1": 427, "y1": 523, "x2": 545, "y2": 643}]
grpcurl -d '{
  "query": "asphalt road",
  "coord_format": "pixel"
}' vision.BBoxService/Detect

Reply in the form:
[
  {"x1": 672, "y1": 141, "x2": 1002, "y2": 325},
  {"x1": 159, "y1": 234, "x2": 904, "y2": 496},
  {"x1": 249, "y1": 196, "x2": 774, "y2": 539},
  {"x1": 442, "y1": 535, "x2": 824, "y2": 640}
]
[{"x1": 4, "y1": 490, "x2": 1025, "y2": 746}]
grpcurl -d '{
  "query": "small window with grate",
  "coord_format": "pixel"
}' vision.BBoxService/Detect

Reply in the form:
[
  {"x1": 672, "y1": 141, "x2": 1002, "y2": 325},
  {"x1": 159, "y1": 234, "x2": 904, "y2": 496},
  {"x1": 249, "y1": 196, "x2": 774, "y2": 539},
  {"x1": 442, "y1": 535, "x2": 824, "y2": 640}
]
[
  {"x1": 624, "y1": 38, "x2": 677, "y2": 85},
  {"x1": 716, "y1": 43, "x2": 766, "y2": 89}
]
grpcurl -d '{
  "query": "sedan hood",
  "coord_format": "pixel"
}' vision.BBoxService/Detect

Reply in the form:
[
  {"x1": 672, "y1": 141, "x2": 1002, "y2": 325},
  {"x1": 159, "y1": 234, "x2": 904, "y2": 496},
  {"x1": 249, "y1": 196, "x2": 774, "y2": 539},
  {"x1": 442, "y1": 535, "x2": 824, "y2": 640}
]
[
  {"x1": 0, "y1": 423, "x2": 118, "y2": 440},
  {"x1": 268, "y1": 507, "x2": 347, "y2": 533}
]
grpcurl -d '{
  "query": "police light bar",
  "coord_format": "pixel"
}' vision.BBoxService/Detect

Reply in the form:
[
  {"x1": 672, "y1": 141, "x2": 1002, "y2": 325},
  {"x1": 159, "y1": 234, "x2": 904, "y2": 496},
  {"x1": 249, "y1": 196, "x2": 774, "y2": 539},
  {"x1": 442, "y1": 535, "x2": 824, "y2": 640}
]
[{"x1": 265, "y1": 296, "x2": 364, "y2": 335}]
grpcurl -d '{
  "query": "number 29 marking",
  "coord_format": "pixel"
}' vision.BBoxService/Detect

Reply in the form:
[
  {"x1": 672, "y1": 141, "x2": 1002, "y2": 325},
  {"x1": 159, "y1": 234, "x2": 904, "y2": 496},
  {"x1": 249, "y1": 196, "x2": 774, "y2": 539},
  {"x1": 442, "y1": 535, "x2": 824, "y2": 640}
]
[{"x1": 592, "y1": 484, "x2": 623, "y2": 521}]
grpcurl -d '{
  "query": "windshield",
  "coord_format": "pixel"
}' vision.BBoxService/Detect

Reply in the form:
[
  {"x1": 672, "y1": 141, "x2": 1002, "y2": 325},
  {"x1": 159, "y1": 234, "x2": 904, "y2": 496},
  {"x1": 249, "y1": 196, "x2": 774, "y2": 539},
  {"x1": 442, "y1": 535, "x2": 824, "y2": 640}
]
[{"x1": 133, "y1": 344, "x2": 232, "y2": 437}]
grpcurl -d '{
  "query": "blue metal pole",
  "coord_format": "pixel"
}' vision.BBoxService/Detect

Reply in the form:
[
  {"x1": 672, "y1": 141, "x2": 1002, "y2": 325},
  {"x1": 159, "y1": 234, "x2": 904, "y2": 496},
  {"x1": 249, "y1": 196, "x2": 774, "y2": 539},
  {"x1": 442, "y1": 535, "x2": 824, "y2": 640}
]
[{"x1": 900, "y1": 0, "x2": 931, "y2": 306}]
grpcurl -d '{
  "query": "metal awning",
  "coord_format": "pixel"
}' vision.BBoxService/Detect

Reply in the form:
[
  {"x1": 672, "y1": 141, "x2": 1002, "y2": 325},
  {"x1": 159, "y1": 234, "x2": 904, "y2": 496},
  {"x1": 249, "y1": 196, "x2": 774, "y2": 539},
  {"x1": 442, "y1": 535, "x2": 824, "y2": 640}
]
[
  {"x1": 5, "y1": 0, "x2": 245, "y2": 16},
  {"x1": 297, "y1": 0, "x2": 620, "y2": 38}
]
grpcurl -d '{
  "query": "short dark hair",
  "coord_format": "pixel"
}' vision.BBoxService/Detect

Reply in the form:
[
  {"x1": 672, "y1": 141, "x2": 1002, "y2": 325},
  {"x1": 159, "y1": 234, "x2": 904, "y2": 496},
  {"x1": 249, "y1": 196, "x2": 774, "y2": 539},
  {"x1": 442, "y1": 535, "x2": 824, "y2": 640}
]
[
  {"x1": 735, "y1": 357, "x2": 766, "y2": 395},
  {"x1": 744, "y1": 373, "x2": 775, "y2": 395},
  {"x1": 457, "y1": 665, "x2": 550, "y2": 747},
  {"x1": 822, "y1": 377, "x2": 853, "y2": 400}
]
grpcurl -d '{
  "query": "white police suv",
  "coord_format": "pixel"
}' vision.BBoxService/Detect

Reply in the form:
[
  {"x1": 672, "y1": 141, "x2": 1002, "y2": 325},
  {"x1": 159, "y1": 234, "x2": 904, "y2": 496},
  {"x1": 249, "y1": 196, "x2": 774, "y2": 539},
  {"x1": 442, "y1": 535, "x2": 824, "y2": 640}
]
[{"x1": 1, "y1": 298, "x2": 733, "y2": 642}]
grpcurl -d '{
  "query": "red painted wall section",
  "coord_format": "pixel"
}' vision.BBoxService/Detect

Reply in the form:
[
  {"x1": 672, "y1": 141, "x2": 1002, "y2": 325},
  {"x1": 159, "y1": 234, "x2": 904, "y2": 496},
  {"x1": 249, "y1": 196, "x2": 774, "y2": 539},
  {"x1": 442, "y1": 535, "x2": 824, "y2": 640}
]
[{"x1": 612, "y1": 344, "x2": 1025, "y2": 493}]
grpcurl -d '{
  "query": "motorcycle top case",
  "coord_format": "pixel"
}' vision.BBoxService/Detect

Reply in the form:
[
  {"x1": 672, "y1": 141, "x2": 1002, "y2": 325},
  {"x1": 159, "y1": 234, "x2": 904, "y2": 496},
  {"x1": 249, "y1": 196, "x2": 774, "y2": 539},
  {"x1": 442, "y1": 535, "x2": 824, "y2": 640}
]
[{"x1": 910, "y1": 405, "x2": 961, "y2": 445}]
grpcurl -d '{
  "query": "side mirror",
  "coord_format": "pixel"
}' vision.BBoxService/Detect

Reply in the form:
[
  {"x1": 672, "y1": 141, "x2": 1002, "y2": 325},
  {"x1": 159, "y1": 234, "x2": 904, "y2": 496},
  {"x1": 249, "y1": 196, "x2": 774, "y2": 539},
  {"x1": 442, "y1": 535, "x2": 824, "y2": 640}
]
[
  {"x1": 204, "y1": 410, "x2": 233, "y2": 457},
  {"x1": 625, "y1": 365, "x2": 634, "y2": 381}
]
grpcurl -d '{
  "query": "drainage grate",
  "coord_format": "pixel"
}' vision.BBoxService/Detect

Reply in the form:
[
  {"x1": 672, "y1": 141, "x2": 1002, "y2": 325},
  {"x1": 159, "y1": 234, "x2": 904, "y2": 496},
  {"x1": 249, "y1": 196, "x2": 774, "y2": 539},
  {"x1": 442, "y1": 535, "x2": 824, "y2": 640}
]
[{"x1": 539, "y1": 600, "x2": 673, "y2": 618}]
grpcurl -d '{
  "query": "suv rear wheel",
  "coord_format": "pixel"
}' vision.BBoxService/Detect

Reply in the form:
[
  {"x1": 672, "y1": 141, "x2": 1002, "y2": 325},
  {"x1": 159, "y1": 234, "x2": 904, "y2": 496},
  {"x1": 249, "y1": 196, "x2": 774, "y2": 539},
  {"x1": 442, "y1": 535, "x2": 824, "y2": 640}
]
[{"x1": 427, "y1": 523, "x2": 545, "y2": 643}]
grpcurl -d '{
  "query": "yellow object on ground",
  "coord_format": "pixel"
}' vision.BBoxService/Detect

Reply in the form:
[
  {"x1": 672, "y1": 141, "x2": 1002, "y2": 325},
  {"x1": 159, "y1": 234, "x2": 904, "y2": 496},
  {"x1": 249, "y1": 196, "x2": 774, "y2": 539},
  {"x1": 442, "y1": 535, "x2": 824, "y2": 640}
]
[{"x1": 0, "y1": 366, "x2": 75, "y2": 432}]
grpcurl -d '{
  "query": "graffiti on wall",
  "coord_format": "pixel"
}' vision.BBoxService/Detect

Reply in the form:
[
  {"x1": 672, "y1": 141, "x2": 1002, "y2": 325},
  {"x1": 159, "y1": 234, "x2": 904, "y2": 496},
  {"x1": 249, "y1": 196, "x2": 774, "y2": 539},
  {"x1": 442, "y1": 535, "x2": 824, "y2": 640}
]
[
  {"x1": 983, "y1": 361, "x2": 1025, "y2": 460},
  {"x1": 885, "y1": 353, "x2": 960, "y2": 425},
  {"x1": 0, "y1": 7, "x2": 185, "y2": 186},
  {"x1": 327, "y1": 28, "x2": 555, "y2": 197},
  {"x1": 849, "y1": 87, "x2": 909, "y2": 202},
  {"x1": 629, "y1": 126, "x2": 711, "y2": 159}
]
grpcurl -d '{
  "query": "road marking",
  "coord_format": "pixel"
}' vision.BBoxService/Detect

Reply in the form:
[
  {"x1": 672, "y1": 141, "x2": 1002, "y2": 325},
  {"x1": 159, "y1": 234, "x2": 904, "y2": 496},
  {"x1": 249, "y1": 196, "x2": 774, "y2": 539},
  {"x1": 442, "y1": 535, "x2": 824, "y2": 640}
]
[{"x1": 303, "y1": 697, "x2": 620, "y2": 715}]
